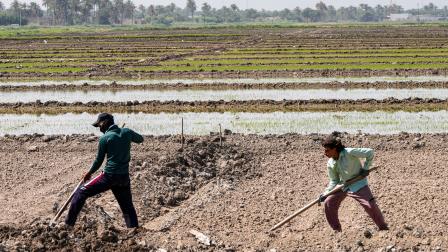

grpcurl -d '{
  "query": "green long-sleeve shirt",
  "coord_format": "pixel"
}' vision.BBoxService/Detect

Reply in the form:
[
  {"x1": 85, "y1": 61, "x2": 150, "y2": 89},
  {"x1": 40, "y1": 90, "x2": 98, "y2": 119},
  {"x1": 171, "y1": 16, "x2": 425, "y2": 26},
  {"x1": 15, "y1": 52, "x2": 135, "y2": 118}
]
[
  {"x1": 324, "y1": 148, "x2": 374, "y2": 193},
  {"x1": 89, "y1": 125, "x2": 144, "y2": 174}
]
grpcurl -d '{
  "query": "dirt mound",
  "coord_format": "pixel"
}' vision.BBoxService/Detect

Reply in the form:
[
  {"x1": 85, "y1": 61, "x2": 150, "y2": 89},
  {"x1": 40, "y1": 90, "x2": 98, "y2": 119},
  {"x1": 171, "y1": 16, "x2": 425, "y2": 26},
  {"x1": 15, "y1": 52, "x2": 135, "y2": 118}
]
[
  {"x1": 131, "y1": 139, "x2": 256, "y2": 220},
  {"x1": 0, "y1": 136, "x2": 256, "y2": 251},
  {"x1": 1, "y1": 134, "x2": 448, "y2": 251}
]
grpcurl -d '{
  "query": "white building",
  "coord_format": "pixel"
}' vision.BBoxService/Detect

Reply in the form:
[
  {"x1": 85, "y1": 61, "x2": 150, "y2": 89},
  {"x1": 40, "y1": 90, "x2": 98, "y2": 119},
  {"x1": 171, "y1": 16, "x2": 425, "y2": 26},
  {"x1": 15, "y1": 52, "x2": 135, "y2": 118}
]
[{"x1": 389, "y1": 13, "x2": 411, "y2": 21}]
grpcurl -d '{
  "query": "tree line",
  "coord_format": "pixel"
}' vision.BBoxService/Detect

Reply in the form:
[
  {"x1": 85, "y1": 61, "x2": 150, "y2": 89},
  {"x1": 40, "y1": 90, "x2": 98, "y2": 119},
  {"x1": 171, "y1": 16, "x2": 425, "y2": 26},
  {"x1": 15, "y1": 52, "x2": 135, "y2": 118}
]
[{"x1": 0, "y1": 0, "x2": 447, "y2": 26}]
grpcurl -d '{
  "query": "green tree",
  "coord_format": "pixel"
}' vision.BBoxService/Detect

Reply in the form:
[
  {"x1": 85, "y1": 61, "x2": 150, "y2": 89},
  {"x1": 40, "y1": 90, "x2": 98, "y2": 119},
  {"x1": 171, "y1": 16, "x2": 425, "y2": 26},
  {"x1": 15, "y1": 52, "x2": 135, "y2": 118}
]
[
  {"x1": 123, "y1": 0, "x2": 135, "y2": 23},
  {"x1": 79, "y1": 0, "x2": 93, "y2": 23},
  {"x1": 302, "y1": 7, "x2": 320, "y2": 22},
  {"x1": 42, "y1": 0, "x2": 56, "y2": 24},
  {"x1": 315, "y1": 1, "x2": 327, "y2": 21},
  {"x1": 423, "y1": 3, "x2": 437, "y2": 15},
  {"x1": 186, "y1": 0, "x2": 196, "y2": 19},
  {"x1": 357, "y1": 4, "x2": 377, "y2": 22},
  {"x1": 201, "y1": 2, "x2": 211, "y2": 23},
  {"x1": 29, "y1": 2, "x2": 43, "y2": 18},
  {"x1": 113, "y1": 0, "x2": 124, "y2": 24},
  {"x1": 0, "y1": 1, "x2": 4, "y2": 11},
  {"x1": 292, "y1": 7, "x2": 302, "y2": 21},
  {"x1": 97, "y1": 0, "x2": 113, "y2": 24},
  {"x1": 374, "y1": 5, "x2": 386, "y2": 21}
]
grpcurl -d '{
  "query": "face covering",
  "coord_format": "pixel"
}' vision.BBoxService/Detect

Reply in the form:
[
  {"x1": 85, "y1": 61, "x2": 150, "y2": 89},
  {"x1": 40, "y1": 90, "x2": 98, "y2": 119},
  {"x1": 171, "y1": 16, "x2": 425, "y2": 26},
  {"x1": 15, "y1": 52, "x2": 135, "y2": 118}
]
[{"x1": 100, "y1": 120, "x2": 111, "y2": 134}]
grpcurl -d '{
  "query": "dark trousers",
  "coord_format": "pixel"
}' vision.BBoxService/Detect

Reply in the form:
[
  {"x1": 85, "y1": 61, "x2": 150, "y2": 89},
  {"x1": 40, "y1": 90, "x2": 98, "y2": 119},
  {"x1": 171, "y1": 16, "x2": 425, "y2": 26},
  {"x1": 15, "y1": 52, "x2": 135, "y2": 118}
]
[{"x1": 65, "y1": 172, "x2": 138, "y2": 228}]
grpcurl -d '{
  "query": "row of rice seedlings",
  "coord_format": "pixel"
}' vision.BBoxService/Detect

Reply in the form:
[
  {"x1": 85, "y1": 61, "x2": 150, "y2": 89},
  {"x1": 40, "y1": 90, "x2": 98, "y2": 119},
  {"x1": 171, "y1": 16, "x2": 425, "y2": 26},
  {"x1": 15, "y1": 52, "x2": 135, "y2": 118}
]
[
  {"x1": 1, "y1": 111, "x2": 448, "y2": 135},
  {"x1": 254, "y1": 42, "x2": 448, "y2": 47},
  {"x1": 0, "y1": 53, "x2": 163, "y2": 60},
  {"x1": 0, "y1": 62, "x2": 115, "y2": 69},
  {"x1": 35, "y1": 41, "x2": 232, "y2": 46},
  {"x1": 264, "y1": 37, "x2": 448, "y2": 42},
  {"x1": 1, "y1": 57, "x2": 154, "y2": 64},
  {"x1": 0, "y1": 47, "x2": 200, "y2": 54},
  {"x1": 1, "y1": 67, "x2": 87, "y2": 73},
  {"x1": 1, "y1": 33, "x2": 246, "y2": 41},
  {"x1": 161, "y1": 57, "x2": 448, "y2": 67},
  {"x1": 0, "y1": 50, "x2": 192, "y2": 57},
  {"x1": 126, "y1": 63, "x2": 448, "y2": 72},
  {"x1": 229, "y1": 48, "x2": 448, "y2": 54},
  {"x1": 192, "y1": 53, "x2": 448, "y2": 60}
]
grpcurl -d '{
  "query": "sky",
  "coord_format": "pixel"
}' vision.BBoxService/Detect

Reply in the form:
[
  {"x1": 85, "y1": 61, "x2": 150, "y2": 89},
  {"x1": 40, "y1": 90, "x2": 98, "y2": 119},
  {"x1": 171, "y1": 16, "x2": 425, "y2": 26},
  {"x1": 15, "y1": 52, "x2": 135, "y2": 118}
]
[{"x1": 1, "y1": 0, "x2": 447, "y2": 10}]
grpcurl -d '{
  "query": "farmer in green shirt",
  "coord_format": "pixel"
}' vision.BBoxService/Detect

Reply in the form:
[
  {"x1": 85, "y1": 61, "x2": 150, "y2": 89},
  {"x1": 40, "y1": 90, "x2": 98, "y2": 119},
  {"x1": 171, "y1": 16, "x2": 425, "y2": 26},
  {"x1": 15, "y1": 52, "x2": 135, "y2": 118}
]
[
  {"x1": 319, "y1": 134, "x2": 388, "y2": 232},
  {"x1": 65, "y1": 113, "x2": 143, "y2": 228}
]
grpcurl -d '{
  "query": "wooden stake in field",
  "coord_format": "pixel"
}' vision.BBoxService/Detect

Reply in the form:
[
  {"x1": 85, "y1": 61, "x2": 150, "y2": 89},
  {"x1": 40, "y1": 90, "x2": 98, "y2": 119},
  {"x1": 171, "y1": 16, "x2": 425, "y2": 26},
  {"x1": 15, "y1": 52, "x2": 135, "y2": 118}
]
[
  {"x1": 181, "y1": 117, "x2": 185, "y2": 149},
  {"x1": 269, "y1": 166, "x2": 379, "y2": 232},
  {"x1": 219, "y1": 123, "x2": 222, "y2": 147}
]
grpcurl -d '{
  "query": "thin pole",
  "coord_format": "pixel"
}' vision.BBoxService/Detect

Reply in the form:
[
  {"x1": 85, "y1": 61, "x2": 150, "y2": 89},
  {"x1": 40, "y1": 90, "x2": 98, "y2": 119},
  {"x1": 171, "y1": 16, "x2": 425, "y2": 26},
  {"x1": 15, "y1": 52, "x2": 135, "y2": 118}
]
[
  {"x1": 181, "y1": 118, "x2": 184, "y2": 149},
  {"x1": 219, "y1": 123, "x2": 222, "y2": 147},
  {"x1": 50, "y1": 180, "x2": 83, "y2": 226}
]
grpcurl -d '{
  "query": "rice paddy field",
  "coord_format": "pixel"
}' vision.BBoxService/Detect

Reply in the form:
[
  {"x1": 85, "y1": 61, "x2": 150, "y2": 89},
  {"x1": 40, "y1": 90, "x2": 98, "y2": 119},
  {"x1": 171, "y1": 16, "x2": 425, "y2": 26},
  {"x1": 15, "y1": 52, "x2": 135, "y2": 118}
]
[
  {"x1": 2, "y1": 24, "x2": 448, "y2": 251},
  {"x1": 1, "y1": 25, "x2": 448, "y2": 133}
]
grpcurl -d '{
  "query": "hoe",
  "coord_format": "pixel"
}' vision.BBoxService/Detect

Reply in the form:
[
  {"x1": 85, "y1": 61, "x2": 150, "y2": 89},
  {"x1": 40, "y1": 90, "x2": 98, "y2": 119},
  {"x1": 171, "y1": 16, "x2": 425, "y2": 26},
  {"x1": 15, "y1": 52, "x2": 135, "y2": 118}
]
[{"x1": 269, "y1": 166, "x2": 379, "y2": 232}]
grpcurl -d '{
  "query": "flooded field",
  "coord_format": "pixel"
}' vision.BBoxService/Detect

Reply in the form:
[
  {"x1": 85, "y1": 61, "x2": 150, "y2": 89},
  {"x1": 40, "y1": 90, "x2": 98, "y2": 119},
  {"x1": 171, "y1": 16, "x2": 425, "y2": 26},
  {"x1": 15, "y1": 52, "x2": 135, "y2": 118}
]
[
  {"x1": 3, "y1": 88, "x2": 448, "y2": 103},
  {"x1": 2, "y1": 75, "x2": 448, "y2": 87},
  {"x1": 1, "y1": 111, "x2": 447, "y2": 136}
]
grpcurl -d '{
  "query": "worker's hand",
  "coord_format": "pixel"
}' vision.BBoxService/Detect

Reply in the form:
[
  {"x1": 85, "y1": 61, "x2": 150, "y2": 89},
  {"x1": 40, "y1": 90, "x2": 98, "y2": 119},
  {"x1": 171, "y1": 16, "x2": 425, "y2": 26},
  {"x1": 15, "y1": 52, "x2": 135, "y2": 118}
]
[
  {"x1": 359, "y1": 169, "x2": 370, "y2": 177},
  {"x1": 318, "y1": 193, "x2": 327, "y2": 206},
  {"x1": 82, "y1": 172, "x2": 92, "y2": 182}
]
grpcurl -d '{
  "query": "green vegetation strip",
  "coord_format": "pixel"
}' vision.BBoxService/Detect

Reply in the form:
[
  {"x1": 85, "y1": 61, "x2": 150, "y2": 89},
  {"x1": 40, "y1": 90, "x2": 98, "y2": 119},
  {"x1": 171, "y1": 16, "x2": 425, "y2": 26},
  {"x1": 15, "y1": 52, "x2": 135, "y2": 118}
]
[
  {"x1": 0, "y1": 33, "x2": 246, "y2": 41},
  {"x1": 0, "y1": 67, "x2": 87, "y2": 73},
  {"x1": 163, "y1": 57, "x2": 448, "y2": 66},
  {"x1": 0, "y1": 48, "x2": 197, "y2": 54},
  {"x1": 0, "y1": 62, "x2": 114, "y2": 69},
  {"x1": 126, "y1": 63, "x2": 448, "y2": 72},
  {"x1": 227, "y1": 48, "x2": 448, "y2": 54},
  {"x1": 193, "y1": 52, "x2": 448, "y2": 59},
  {"x1": 1, "y1": 57, "x2": 150, "y2": 64}
]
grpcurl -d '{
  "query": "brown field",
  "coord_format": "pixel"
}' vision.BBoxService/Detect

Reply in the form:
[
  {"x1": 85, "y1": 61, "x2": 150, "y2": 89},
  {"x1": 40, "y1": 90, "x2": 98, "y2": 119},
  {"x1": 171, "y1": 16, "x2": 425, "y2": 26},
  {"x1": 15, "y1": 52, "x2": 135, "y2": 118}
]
[{"x1": 0, "y1": 133, "x2": 447, "y2": 251}]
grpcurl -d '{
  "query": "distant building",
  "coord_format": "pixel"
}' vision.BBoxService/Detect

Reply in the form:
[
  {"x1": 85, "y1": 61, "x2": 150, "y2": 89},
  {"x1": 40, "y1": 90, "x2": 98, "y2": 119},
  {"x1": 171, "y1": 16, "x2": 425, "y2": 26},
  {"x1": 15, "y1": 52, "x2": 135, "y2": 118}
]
[
  {"x1": 414, "y1": 15, "x2": 442, "y2": 22},
  {"x1": 389, "y1": 13, "x2": 411, "y2": 21},
  {"x1": 388, "y1": 13, "x2": 443, "y2": 22}
]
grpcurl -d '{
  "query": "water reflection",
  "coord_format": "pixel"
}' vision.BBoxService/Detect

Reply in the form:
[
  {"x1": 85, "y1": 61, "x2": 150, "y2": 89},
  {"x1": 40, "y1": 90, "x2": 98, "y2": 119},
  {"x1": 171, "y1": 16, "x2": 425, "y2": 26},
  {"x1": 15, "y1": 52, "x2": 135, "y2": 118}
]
[{"x1": 2, "y1": 88, "x2": 448, "y2": 103}]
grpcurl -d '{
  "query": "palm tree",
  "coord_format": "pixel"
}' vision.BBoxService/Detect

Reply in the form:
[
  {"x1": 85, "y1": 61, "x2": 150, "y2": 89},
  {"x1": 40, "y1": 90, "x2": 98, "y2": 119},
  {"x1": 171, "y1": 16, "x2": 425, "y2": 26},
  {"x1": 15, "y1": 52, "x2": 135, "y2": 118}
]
[
  {"x1": 29, "y1": 1, "x2": 43, "y2": 23},
  {"x1": 42, "y1": 0, "x2": 56, "y2": 24},
  {"x1": 124, "y1": 0, "x2": 135, "y2": 24},
  {"x1": 186, "y1": 0, "x2": 196, "y2": 20},
  {"x1": 79, "y1": 0, "x2": 93, "y2": 23}
]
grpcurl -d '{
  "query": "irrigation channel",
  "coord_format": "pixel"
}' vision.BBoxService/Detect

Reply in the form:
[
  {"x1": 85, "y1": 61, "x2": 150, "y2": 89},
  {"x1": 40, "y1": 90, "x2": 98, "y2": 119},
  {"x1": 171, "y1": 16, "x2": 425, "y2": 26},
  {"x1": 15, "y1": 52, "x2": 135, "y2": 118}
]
[
  {"x1": 2, "y1": 75, "x2": 448, "y2": 87},
  {"x1": 1, "y1": 111, "x2": 448, "y2": 136},
  {"x1": 3, "y1": 88, "x2": 448, "y2": 102}
]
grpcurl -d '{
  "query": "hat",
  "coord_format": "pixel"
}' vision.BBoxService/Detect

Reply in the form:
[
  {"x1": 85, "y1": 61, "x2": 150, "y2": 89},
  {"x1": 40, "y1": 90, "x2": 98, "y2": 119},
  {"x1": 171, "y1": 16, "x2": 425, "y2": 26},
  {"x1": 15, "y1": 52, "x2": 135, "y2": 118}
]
[{"x1": 92, "y1": 113, "x2": 114, "y2": 127}]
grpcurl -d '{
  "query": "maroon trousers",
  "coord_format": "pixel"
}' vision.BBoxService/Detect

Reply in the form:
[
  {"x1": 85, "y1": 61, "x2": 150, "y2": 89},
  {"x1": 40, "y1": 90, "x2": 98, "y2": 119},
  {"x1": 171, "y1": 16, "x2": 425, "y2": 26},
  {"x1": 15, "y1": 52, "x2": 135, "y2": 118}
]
[{"x1": 324, "y1": 185, "x2": 387, "y2": 231}]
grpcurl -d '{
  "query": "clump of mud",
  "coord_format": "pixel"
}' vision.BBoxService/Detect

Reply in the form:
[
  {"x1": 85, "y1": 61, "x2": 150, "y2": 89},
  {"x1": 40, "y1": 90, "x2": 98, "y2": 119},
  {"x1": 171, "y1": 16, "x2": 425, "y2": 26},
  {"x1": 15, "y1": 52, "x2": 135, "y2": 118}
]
[
  {"x1": 132, "y1": 139, "x2": 256, "y2": 219},
  {"x1": 0, "y1": 137, "x2": 256, "y2": 251}
]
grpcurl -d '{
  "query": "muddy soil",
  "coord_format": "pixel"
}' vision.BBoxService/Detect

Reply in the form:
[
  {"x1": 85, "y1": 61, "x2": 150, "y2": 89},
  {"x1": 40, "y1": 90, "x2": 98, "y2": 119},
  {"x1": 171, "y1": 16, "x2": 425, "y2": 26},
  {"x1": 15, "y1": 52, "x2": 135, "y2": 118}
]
[
  {"x1": 3, "y1": 26, "x2": 448, "y2": 80},
  {"x1": 1, "y1": 68, "x2": 446, "y2": 80},
  {"x1": 0, "y1": 133, "x2": 447, "y2": 251},
  {"x1": 2, "y1": 81, "x2": 448, "y2": 91},
  {"x1": 1, "y1": 97, "x2": 447, "y2": 114}
]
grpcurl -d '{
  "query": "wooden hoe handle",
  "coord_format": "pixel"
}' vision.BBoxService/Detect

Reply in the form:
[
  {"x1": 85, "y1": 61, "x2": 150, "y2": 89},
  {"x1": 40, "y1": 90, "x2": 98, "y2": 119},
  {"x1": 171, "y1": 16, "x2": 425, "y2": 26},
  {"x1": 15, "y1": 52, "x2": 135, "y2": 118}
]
[
  {"x1": 50, "y1": 180, "x2": 84, "y2": 226},
  {"x1": 269, "y1": 166, "x2": 379, "y2": 232}
]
